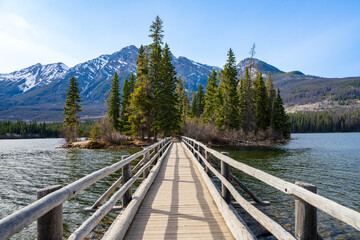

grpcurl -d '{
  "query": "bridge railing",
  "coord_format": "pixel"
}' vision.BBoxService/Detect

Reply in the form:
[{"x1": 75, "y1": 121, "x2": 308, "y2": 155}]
[
  {"x1": 0, "y1": 137, "x2": 172, "y2": 240},
  {"x1": 182, "y1": 136, "x2": 360, "y2": 240}
]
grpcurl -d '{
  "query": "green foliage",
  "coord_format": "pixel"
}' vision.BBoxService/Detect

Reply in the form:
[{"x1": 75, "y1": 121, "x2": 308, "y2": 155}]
[
  {"x1": 273, "y1": 89, "x2": 290, "y2": 137},
  {"x1": 155, "y1": 43, "x2": 180, "y2": 136},
  {"x1": 108, "y1": 72, "x2": 121, "y2": 131},
  {"x1": 119, "y1": 73, "x2": 136, "y2": 134},
  {"x1": 191, "y1": 85, "x2": 205, "y2": 117},
  {"x1": 203, "y1": 70, "x2": 219, "y2": 123},
  {"x1": 129, "y1": 45, "x2": 152, "y2": 139},
  {"x1": 90, "y1": 121, "x2": 101, "y2": 140},
  {"x1": 0, "y1": 120, "x2": 58, "y2": 138},
  {"x1": 289, "y1": 110, "x2": 360, "y2": 133},
  {"x1": 176, "y1": 76, "x2": 188, "y2": 125},
  {"x1": 149, "y1": 16, "x2": 164, "y2": 49},
  {"x1": 238, "y1": 67, "x2": 255, "y2": 132},
  {"x1": 215, "y1": 48, "x2": 240, "y2": 130},
  {"x1": 148, "y1": 16, "x2": 164, "y2": 139},
  {"x1": 253, "y1": 72, "x2": 270, "y2": 130},
  {"x1": 63, "y1": 77, "x2": 82, "y2": 142}
]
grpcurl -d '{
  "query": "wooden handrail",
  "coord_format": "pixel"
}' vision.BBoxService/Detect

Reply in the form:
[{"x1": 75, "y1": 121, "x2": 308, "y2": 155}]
[
  {"x1": 182, "y1": 139, "x2": 295, "y2": 239},
  {"x1": 102, "y1": 141, "x2": 174, "y2": 240},
  {"x1": 182, "y1": 136, "x2": 360, "y2": 232},
  {"x1": 68, "y1": 140, "x2": 172, "y2": 240},
  {"x1": 0, "y1": 137, "x2": 171, "y2": 239},
  {"x1": 91, "y1": 156, "x2": 146, "y2": 209}
]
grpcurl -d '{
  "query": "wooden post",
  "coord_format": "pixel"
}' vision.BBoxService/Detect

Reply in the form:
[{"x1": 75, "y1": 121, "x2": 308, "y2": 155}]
[
  {"x1": 144, "y1": 152, "x2": 150, "y2": 178},
  {"x1": 37, "y1": 185, "x2": 63, "y2": 240},
  {"x1": 295, "y1": 182, "x2": 317, "y2": 240},
  {"x1": 122, "y1": 155, "x2": 132, "y2": 207},
  {"x1": 221, "y1": 152, "x2": 231, "y2": 203},
  {"x1": 154, "y1": 146, "x2": 158, "y2": 163},
  {"x1": 205, "y1": 151, "x2": 211, "y2": 176}
]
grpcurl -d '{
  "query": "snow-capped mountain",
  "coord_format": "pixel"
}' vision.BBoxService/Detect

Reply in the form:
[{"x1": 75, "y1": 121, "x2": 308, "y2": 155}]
[
  {"x1": 0, "y1": 62, "x2": 69, "y2": 92},
  {"x1": 0, "y1": 45, "x2": 219, "y2": 121},
  {"x1": 2, "y1": 45, "x2": 358, "y2": 121}
]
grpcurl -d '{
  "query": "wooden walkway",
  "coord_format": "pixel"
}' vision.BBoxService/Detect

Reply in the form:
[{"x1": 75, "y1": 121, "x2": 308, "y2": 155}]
[{"x1": 124, "y1": 142, "x2": 235, "y2": 239}]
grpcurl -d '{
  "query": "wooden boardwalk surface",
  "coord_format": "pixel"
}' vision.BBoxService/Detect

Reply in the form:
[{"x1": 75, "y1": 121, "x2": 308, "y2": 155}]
[{"x1": 124, "y1": 142, "x2": 235, "y2": 239}]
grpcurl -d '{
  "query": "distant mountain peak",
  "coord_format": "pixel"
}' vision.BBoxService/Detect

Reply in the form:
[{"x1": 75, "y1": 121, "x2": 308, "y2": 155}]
[
  {"x1": 237, "y1": 58, "x2": 284, "y2": 77},
  {"x1": 0, "y1": 62, "x2": 69, "y2": 93}
]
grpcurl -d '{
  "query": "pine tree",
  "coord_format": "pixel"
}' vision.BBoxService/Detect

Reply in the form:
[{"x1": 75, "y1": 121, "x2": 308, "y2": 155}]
[
  {"x1": 108, "y1": 72, "x2": 121, "y2": 131},
  {"x1": 176, "y1": 76, "x2": 187, "y2": 124},
  {"x1": 190, "y1": 91, "x2": 197, "y2": 117},
  {"x1": 191, "y1": 85, "x2": 205, "y2": 117},
  {"x1": 253, "y1": 72, "x2": 270, "y2": 130},
  {"x1": 215, "y1": 48, "x2": 240, "y2": 130},
  {"x1": 156, "y1": 43, "x2": 180, "y2": 136},
  {"x1": 149, "y1": 16, "x2": 164, "y2": 140},
  {"x1": 119, "y1": 73, "x2": 136, "y2": 134},
  {"x1": 266, "y1": 74, "x2": 276, "y2": 131},
  {"x1": 273, "y1": 89, "x2": 290, "y2": 137},
  {"x1": 203, "y1": 70, "x2": 219, "y2": 123},
  {"x1": 129, "y1": 45, "x2": 152, "y2": 139},
  {"x1": 63, "y1": 76, "x2": 82, "y2": 143},
  {"x1": 239, "y1": 67, "x2": 255, "y2": 132}
]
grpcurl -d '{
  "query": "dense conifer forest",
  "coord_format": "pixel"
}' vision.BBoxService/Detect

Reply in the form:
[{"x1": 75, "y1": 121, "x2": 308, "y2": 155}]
[{"x1": 289, "y1": 110, "x2": 360, "y2": 133}]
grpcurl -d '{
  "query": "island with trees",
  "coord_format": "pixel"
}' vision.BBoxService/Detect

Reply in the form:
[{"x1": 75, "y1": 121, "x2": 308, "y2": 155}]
[{"x1": 62, "y1": 16, "x2": 290, "y2": 148}]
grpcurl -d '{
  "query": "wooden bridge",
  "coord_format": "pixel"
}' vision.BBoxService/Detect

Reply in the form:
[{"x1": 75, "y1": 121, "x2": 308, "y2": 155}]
[{"x1": 1, "y1": 137, "x2": 360, "y2": 240}]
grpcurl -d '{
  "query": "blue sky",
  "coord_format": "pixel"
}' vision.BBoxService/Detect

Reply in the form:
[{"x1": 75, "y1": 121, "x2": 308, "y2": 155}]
[{"x1": 0, "y1": 0, "x2": 359, "y2": 77}]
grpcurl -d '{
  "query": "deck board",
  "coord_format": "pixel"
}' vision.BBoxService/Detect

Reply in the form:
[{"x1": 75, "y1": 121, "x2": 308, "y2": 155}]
[{"x1": 124, "y1": 142, "x2": 235, "y2": 240}]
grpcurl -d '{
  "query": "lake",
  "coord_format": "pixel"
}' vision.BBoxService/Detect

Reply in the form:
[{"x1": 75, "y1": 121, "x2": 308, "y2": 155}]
[{"x1": 0, "y1": 133, "x2": 359, "y2": 239}]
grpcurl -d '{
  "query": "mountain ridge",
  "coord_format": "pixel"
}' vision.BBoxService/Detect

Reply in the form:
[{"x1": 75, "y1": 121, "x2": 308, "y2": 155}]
[{"x1": 0, "y1": 45, "x2": 359, "y2": 121}]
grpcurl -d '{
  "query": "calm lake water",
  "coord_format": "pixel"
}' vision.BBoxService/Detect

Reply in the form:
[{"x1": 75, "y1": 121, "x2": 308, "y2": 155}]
[
  {"x1": 0, "y1": 133, "x2": 359, "y2": 239},
  {"x1": 215, "y1": 133, "x2": 360, "y2": 239}
]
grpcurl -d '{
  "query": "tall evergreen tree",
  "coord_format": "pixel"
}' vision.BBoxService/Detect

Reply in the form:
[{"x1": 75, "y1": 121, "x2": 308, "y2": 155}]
[
  {"x1": 119, "y1": 73, "x2": 136, "y2": 134},
  {"x1": 191, "y1": 85, "x2": 205, "y2": 117},
  {"x1": 273, "y1": 89, "x2": 290, "y2": 137},
  {"x1": 239, "y1": 67, "x2": 255, "y2": 132},
  {"x1": 253, "y1": 72, "x2": 270, "y2": 130},
  {"x1": 266, "y1": 74, "x2": 276, "y2": 131},
  {"x1": 148, "y1": 16, "x2": 164, "y2": 139},
  {"x1": 203, "y1": 70, "x2": 219, "y2": 123},
  {"x1": 156, "y1": 43, "x2": 180, "y2": 136},
  {"x1": 108, "y1": 72, "x2": 121, "y2": 131},
  {"x1": 63, "y1": 76, "x2": 82, "y2": 142},
  {"x1": 129, "y1": 45, "x2": 152, "y2": 139},
  {"x1": 176, "y1": 76, "x2": 187, "y2": 124},
  {"x1": 215, "y1": 48, "x2": 240, "y2": 130}
]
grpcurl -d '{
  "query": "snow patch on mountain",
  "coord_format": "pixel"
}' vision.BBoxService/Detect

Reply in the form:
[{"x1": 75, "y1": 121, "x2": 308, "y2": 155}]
[{"x1": 0, "y1": 62, "x2": 69, "y2": 92}]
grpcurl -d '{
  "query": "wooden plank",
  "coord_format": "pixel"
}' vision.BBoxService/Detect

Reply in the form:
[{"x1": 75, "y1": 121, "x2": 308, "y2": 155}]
[
  {"x1": 123, "y1": 142, "x2": 236, "y2": 240},
  {"x1": 182, "y1": 136, "x2": 360, "y2": 231}
]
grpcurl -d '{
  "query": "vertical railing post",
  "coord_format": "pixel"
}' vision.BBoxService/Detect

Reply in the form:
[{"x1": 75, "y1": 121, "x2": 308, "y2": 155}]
[
  {"x1": 221, "y1": 152, "x2": 231, "y2": 203},
  {"x1": 37, "y1": 185, "x2": 63, "y2": 240},
  {"x1": 295, "y1": 182, "x2": 318, "y2": 240},
  {"x1": 205, "y1": 151, "x2": 211, "y2": 176},
  {"x1": 144, "y1": 151, "x2": 150, "y2": 178},
  {"x1": 122, "y1": 155, "x2": 132, "y2": 207}
]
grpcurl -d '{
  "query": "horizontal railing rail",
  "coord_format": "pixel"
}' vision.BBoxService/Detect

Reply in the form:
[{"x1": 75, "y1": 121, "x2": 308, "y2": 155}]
[
  {"x1": 182, "y1": 136, "x2": 360, "y2": 239},
  {"x1": 0, "y1": 137, "x2": 171, "y2": 239},
  {"x1": 68, "y1": 140, "x2": 172, "y2": 240}
]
